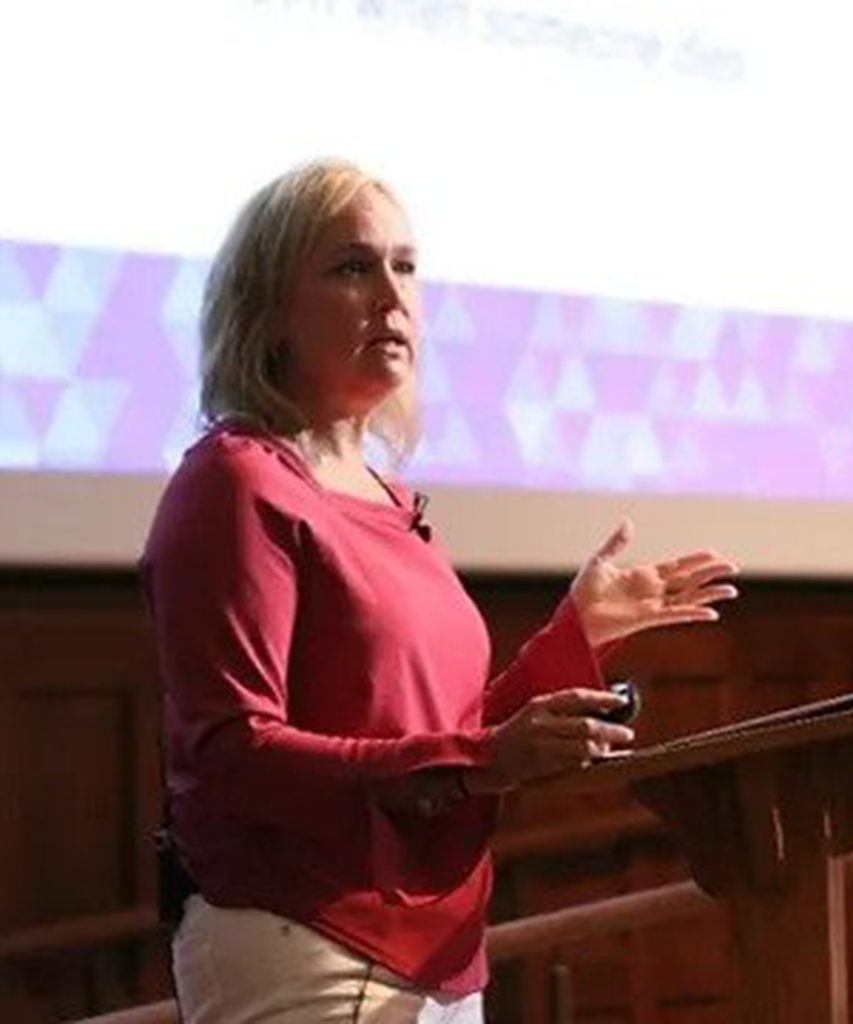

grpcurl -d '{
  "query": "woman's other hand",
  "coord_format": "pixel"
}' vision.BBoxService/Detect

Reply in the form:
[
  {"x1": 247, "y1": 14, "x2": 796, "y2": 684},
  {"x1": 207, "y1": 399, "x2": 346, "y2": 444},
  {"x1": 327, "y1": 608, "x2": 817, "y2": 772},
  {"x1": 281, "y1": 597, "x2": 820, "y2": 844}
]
[
  {"x1": 570, "y1": 519, "x2": 739, "y2": 648},
  {"x1": 372, "y1": 688, "x2": 632, "y2": 812},
  {"x1": 471, "y1": 687, "x2": 635, "y2": 793}
]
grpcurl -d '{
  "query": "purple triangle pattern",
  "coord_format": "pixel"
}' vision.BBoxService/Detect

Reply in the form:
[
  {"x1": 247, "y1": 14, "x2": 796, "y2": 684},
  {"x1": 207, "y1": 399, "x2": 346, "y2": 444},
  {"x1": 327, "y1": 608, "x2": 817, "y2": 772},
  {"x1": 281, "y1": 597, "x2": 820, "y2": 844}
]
[
  {"x1": 2, "y1": 240, "x2": 853, "y2": 497},
  {"x1": 14, "y1": 243, "x2": 60, "y2": 298}
]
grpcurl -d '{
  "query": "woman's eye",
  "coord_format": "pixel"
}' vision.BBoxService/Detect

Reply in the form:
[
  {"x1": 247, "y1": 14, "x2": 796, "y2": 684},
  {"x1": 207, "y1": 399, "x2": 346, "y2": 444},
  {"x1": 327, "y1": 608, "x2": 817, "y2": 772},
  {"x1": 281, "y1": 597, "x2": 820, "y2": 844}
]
[
  {"x1": 395, "y1": 259, "x2": 417, "y2": 276},
  {"x1": 334, "y1": 259, "x2": 371, "y2": 276}
]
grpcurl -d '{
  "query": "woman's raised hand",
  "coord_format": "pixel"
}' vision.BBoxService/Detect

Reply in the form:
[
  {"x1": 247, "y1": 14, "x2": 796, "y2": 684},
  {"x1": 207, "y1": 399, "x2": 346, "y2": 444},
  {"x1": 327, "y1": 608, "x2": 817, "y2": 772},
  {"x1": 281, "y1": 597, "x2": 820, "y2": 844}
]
[{"x1": 570, "y1": 519, "x2": 739, "y2": 648}]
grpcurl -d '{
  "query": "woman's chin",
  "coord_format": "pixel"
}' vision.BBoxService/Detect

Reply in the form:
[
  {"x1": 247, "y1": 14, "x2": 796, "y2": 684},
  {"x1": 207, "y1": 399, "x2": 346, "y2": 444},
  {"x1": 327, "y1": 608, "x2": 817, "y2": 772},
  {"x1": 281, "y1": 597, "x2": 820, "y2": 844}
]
[{"x1": 366, "y1": 358, "x2": 413, "y2": 393}]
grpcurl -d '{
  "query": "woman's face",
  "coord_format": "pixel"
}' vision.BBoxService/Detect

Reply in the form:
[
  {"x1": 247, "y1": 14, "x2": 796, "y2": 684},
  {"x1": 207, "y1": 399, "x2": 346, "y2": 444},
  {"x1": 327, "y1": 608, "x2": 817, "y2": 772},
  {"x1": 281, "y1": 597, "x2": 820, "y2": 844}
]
[{"x1": 278, "y1": 185, "x2": 421, "y2": 421}]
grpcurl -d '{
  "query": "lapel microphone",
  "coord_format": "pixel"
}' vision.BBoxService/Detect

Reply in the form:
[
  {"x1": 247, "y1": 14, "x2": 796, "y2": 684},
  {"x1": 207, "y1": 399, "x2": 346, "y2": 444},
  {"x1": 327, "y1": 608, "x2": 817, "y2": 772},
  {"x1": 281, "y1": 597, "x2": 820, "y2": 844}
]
[{"x1": 410, "y1": 491, "x2": 432, "y2": 541}]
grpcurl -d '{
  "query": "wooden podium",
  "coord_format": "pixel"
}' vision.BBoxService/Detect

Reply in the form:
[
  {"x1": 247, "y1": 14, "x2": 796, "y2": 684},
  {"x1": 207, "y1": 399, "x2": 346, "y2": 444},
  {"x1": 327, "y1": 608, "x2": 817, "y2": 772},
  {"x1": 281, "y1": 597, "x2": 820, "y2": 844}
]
[{"x1": 561, "y1": 694, "x2": 853, "y2": 1023}]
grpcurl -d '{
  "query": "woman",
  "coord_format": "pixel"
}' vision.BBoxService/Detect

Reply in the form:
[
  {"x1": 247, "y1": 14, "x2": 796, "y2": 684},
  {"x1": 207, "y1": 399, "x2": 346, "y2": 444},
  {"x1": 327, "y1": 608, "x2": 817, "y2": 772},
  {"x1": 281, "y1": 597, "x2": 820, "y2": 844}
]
[{"x1": 141, "y1": 158, "x2": 737, "y2": 1022}]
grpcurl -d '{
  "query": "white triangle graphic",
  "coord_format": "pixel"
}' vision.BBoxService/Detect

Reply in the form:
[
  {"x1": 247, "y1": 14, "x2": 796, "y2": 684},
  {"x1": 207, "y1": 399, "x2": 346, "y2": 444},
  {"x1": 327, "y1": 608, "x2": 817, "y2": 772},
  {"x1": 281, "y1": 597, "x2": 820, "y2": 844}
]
[
  {"x1": 0, "y1": 247, "x2": 34, "y2": 302},
  {"x1": 732, "y1": 371, "x2": 769, "y2": 423},
  {"x1": 506, "y1": 353, "x2": 550, "y2": 402},
  {"x1": 528, "y1": 296, "x2": 567, "y2": 350},
  {"x1": 164, "y1": 322, "x2": 201, "y2": 381},
  {"x1": 671, "y1": 428, "x2": 707, "y2": 483},
  {"x1": 43, "y1": 252, "x2": 99, "y2": 314},
  {"x1": 429, "y1": 289, "x2": 475, "y2": 344},
  {"x1": 579, "y1": 416, "x2": 630, "y2": 490},
  {"x1": 420, "y1": 348, "x2": 452, "y2": 402},
  {"x1": 77, "y1": 249, "x2": 122, "y2": 303},
  {"x1": 436, "y1": 412, "x2": 478, "y2": 466},
  {"x1": 43, "y1": 387, "x2": 102, "y2": 466},
  {"x1": 626, "y1": 421, "x2": 664, "y2": 476},
  {"x1": 162, "y1": 260, "x2": 207, "y2": 327},
  {"x1": 583, "y1": 299, "x2": 650, "y2": 354},
  {"x1": 79, "y1": 379, "x2": 130, "y2": 436},
  {"x1": 693, "y1": 367, "x2": 730, "y2": 420},
  {"x1": 732, "y1": 313, "x2": 764, "y2": 356},
  {"x1": 0, "y1": 382, "x2": 40, "y2": 467},
  {"x1": 43, "y1": 380, "x2": 128, "y2": 466},
  {"x1": 0, "y1": 302, "x2": 66, "y2": 379},
  {"x1": 408, "y1": 432, "x2": 436, "y2": 470},
  {"x1": 554, "y1": 357, "x2": 595, "y2": 411},
  {"x1": 649, "y1": 366, "x2": 683, "y2": 414},
  {"x1": 793, "y1": 323, "x2": 836, "y2": 372},
  {"x1": 670, "y1": 308, "x2": 723, "y2": 361},
  {"x1": 48, "y1": 310, "x2": 98, "y2": 377},
  {"x1": 537, "y1": 414, "x2": 575, "y2": 471},
  {"x1": 507, "y1": 401, "x2": 551, "y2": 464}
]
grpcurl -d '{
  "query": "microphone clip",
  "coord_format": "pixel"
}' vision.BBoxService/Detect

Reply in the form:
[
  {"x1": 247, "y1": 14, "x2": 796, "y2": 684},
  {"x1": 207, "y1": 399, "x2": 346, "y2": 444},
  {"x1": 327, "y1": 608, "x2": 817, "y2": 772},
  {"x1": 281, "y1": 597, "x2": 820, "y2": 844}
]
[{"x1": 410, "y1": 491, "x2": 432, "y2": 541}]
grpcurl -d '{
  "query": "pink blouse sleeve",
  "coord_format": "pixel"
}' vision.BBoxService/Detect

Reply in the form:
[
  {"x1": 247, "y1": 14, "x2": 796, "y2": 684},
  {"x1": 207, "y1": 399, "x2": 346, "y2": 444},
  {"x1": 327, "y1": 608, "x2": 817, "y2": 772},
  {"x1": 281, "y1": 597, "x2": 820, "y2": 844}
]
[{"x1": 481, "y1": 596, "x2": 610, "y2": 725}]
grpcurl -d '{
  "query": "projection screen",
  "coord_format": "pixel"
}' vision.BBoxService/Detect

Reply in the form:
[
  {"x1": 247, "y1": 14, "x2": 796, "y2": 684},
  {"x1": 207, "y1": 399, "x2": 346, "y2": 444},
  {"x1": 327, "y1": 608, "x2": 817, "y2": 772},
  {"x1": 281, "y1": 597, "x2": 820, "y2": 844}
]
[{"x1": 2, "y1": 0, "x2": 852, "y2": 575}]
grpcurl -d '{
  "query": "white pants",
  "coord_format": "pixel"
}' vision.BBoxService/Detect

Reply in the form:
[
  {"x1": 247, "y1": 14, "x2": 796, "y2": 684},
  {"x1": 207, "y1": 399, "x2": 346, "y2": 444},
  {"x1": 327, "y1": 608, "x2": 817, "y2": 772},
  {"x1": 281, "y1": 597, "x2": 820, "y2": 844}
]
[{"x1": 173, "y1": 895, "x2": 484, "y2": 1023}]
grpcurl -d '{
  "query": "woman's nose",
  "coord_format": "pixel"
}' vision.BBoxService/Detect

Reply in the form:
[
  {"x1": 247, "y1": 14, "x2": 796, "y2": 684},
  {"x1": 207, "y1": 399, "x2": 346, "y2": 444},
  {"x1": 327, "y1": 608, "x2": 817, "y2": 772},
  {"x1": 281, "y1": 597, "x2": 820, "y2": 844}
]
[{"x1": 372, "y1": 264, "x2": 406, "y2": 312}]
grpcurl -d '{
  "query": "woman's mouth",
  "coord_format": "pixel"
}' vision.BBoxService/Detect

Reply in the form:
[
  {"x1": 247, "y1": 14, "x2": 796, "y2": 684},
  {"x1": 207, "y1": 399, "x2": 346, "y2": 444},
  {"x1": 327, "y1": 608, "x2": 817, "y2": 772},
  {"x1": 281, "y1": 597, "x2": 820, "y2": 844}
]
[{"x1": 367, "y1": 332, "x2": 410, "y2": 352}]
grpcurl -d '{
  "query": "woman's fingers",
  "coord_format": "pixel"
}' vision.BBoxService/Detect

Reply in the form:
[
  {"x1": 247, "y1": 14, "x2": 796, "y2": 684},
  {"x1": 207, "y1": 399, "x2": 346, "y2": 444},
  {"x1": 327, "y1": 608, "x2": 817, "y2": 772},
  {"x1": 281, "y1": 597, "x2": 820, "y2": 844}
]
[
  {"x1": 523, "y1": 692, "x2": 636, "y2": 776},
  {"x1": 532, "y1": 687, "x2": 628, "y2": 717},
  {"x1": 642, "y1": 605, "x2": 721, "y2": 629},
  {"x1": 533, "y1": 736, "x2": 596, "y2": 772},
  {"x1": 534, "y1": 727, "x2": 632, "y2": 773},
  {"x1": 590, "y1": 519, "x2": 634, "y2": 562},
  {"x1": 658, "y1": 551, "x2": 733, "y2": 579},
  {"x1": 684, "y1": 583, "x2": 740, "y2": 607},
  {"x1": 663, "y1": 560, "x2": 740, "y2": 596},
  {"x1": 531, "y1": 707, "x2": 635, "y2": 747},
  {"x1": 488, "y1": 687, "x2": 639, "y2": 785}
]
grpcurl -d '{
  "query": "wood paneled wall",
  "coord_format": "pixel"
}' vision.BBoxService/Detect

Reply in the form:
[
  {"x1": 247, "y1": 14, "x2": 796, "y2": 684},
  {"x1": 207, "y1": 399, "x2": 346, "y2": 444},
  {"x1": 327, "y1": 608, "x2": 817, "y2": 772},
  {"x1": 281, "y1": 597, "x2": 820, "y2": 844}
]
[{"x1": 1, "y1": 569, "x2": 852, "y2": 1022}]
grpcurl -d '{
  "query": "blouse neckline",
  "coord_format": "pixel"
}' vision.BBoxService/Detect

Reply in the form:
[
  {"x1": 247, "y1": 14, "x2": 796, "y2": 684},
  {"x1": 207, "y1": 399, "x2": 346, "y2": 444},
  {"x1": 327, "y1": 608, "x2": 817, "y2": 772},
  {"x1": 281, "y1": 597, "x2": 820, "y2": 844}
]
[{"x1": 213, "y1": 419, "x2": 416, "y2": 527}]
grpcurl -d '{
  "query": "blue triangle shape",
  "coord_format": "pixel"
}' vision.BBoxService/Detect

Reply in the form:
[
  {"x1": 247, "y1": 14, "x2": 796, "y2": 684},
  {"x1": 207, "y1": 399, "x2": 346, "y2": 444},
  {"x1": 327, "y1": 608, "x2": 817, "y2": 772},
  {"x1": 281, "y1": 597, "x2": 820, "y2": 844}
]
[
  {"x1": 420, "y1": 346, "x2": 452, "y2": 402},
  {"x1": 626, "y1": 420, "x2": 664, "y2": 476},
  {"x1": 161, "y1": 259, "x2": 208, "y2": 327},
  {"x1": 0, "y1": 302, "x2": 66, "y2": 378},
  {"x1": 43, "y1": 251, "x2": 101, "y2": 314},
  {"x1": 583, "y1": 299, "x2": 650, "y2": 354},
  {"x1": 793, "y1": 323, "x2": 836, "y2": 371},
  {"x1": 507, "y1": 400, "x2": 551, "y2": 464},
  {"x1": 732, "y1": 371, "x2": 769, "y2": 423},
  {"x1": 554, "y1": 357, "x2": 595, "y2": 411},
  {"x1": 579, "y1": 416, "x2": 630, "y2": 490},
  {"x1": 429, "y1": 288, "x2": 475, "y2": 345},
  {"x1": 670, "y1": 307, "x2": 722, "y2": 360},
  {"x1": 163, "y1": 321, "x2": 201, "y2": 380},
  {"x1": 42, "y1": 380, "x2": 128, "y2": 467},
  {"x1": 437, "y1": 412, "x2": 478, "y2": 466},
  {"x1": 693, "y1": 367, "x2": 730, "y2": 419},
  {"x1": 507, "y1": 353, "x2": 549, "y2": 402},
  {"x1": 528, "y1": 296, "x2": 567, "y2": 349},
  {"x1": 47, "y1": 310, "x2": 100, "y2": 376},
  {"x1": 0, "y1": 246, "x2": 34, "y2": 301},
  {"x1": 0, "y1": 382, "x2": 40, "y2": 467},
  {"x1": 75, "y1": 248, "x2": 123, "y2": 304}
]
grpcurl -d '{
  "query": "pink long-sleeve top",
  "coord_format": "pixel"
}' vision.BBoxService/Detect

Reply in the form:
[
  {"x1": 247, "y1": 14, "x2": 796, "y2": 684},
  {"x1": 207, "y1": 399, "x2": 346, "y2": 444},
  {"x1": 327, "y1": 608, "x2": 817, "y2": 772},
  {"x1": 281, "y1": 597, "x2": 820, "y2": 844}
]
[{"x1": 140, "y1": 421, "x2": 605, "y2": 993}]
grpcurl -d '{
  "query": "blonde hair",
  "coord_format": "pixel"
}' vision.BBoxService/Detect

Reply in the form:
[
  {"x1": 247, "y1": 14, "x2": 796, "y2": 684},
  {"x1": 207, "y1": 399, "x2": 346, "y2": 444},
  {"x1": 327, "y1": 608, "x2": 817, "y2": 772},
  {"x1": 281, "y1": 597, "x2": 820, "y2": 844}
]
[{"x1": 199, "y1": 157, "x2": 419, "y2": 462}]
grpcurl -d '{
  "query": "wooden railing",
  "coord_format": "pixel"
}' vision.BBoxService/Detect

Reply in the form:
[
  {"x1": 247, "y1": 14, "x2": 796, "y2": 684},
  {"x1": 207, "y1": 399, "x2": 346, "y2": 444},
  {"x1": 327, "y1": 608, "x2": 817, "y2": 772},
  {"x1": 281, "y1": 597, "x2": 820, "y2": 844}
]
[
  {"x1": 487, "y1": 880, "x2": 711, "y2": 963},
  {"x1": 0, "y1": 908, "x2": 160, "y2": 962},
  {"x1": 71, "y1": 1001, "x2": 179, "y2": 1024},
  {"x1": 492, "y1": 806, "x2": 661, "y2": 863},
  {"x1": 0, "y1": 878, "x2": 712, "y2": 1023}
]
